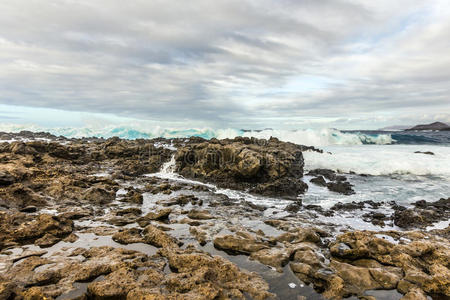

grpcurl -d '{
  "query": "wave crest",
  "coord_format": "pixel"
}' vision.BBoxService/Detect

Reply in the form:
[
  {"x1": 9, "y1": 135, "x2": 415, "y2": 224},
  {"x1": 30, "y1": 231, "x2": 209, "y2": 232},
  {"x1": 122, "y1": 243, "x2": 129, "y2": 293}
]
[
  {"x1": 0, "y1": 123, "x2": 393, "y2": 147},
  {"x1": 241, "y1": 128, "x2": 393, "y2": 146}
]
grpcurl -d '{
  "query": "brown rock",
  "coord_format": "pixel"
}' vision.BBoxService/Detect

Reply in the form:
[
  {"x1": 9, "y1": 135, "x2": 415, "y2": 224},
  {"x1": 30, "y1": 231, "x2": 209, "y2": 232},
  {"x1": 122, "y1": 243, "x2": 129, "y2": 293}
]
[
  {"x1": 175, "y1": 137, "x2": 307, "y2": 198},
  {"x1": 83, "y1": 186, "x2": 116, "y2": 205},
  {"x1": 120, "y1": 190, "x2": 143, "y2": 204},
  {"x1": 187, "y1": 209, "x2": 213, "y2": 220},
  {"x1": 140, "y1": 208, "x2": 172, "y2": 223},
  {"x1": 401, "y1": 288, "x2": 428, "y2": 300},
  {"x1": 22, "y1": 286, "x2": 46, "y2": 300},
  {"x1": 0, "y1": 281, "x2": 16, "y2": 300},
  {"x1": 160, "y1": 246, "x2": 274, "y2": 299},
  {"x1": 213, "y1": 234, "x2": 269, "y2": 255},
  {"x1": 142, "y1": 225, "x2": 179, "y2": 248},
  {"x1": 13, "y1": 214, "x2": 73, "y2": 243},
  {"x1": 115, "y1": 208, "x2": 142, "y2": 216},
  {"x1": 250, "y1": 247, "x2": 291, "y2": 272},
  {"x1": 87, "y1": 267, "x2": 136, "y2": 299},
  {"x1": 112, "y1": 228, "x2": 144, "y2": 244},
  {"x1": 189, "y1": 227, "x2": 207, "y2": 246}
]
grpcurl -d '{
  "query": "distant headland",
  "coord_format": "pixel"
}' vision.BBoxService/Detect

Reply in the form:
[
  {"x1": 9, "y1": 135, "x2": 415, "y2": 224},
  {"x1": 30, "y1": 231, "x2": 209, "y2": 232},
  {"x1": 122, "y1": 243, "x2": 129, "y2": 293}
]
[{"x1": 404, "y1": 121, "x2": 450, "y2": 131}]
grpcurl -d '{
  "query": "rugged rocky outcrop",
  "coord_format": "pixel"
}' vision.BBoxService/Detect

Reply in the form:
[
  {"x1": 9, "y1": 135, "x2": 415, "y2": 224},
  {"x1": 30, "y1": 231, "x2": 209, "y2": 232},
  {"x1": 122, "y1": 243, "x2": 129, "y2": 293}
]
[
  {"x1": 327, "y1": 231, "x2": 449, "y2": 298},
  {"x1": 175, "y1": 137, "x2": 308, "y2": 198},
  {"x1": 0, "y1": 212, "x2": 73, "y2": 249},
  {"x1": 308, "y1": 169, "x2": 355, "y2": 195},
  {"x1": 394, "y1": 198, "x2": 450, "y2": 229}
]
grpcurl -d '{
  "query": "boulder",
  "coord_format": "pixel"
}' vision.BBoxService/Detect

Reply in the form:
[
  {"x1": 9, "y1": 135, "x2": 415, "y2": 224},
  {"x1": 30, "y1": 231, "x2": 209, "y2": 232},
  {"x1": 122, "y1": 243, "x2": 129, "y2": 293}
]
[
  {"x1": 0, "y1": 171, "x2": 16, "y2": 187},
  {"x1": 250, "y1": 247, "x2": 291, "y2": 272},
  {"x1": 120, "y1": 190, "x2": 143, "y2": 204},
  {"x1": 142, "y1": 225, "x2": 180, "y2": 248},
  {"x1": 13, "y1": 214, "x2": 73, "y2": 243},
  {"x1": 175, "y1": 137, "x2": 307, "y2": 198},
  {"x1": 213, "y1": 234, "x2": 269, "y2": 255},
  {"x1": 327, "y1": 181, "x2": 355, "y2": 195},
  {"x1": 83, "y1": 186, "x2": 116, "y2": 205},
  {"x1": 310, "y1": 176, "x2": 327, "y2": 187},
  {"x1": 160, "y1": 246, "x2": 274, "y2": 299},
  {"x1": 112, "y1": 228, "x2": 144, "y2": 244},
  {"x1": 187, "y1": 209, "x2": 213, "y2": 220}
]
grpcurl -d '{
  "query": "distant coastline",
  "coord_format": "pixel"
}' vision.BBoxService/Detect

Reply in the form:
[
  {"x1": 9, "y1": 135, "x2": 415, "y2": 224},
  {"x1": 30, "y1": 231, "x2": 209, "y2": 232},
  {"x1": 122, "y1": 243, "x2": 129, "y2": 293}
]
[{"x1": 404, "y1": 121, "x2": 450, "y2": 131}]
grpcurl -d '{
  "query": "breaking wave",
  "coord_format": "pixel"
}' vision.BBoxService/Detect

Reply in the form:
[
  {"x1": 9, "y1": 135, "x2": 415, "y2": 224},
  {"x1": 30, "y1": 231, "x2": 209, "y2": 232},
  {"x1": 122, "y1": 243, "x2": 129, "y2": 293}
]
[
  {"x1": 240, "y1": 128, "x2": 393, "y2": 146},
  {"x1": 0, "y1": 123, "x2": 395, "y2": 147},
  {"x1": 304, "y1": 145, "x2": 450, "y2": 177}
]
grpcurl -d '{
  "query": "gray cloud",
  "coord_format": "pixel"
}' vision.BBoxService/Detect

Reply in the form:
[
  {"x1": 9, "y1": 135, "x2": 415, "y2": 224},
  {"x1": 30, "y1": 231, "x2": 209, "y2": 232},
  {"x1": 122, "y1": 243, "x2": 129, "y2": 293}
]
[{"x1": 0, "y1": 0, "x2": 449, "y2": 129}]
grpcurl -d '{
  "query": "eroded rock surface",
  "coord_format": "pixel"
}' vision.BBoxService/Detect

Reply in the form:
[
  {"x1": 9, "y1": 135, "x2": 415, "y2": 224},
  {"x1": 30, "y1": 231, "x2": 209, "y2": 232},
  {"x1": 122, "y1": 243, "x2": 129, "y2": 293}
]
[
  {"x1": 0, "y1": 132, "x2": 447, "y2": 300},
  {"x1": 175, "y1": 137, "x2": 308, "y2": 198}
]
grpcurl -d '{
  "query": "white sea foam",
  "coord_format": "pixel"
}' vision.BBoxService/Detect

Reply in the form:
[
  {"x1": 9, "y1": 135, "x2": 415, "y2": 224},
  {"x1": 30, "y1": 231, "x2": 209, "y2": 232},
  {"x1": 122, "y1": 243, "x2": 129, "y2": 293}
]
[
  {"x1": 304, "y1": 144, "x2": 450, "y2": 177},
  {"x1": 0, "y1": 123, "x2": 394, "y2": 146},
  {"x1": 242, "y1": 128, "x2": 394, "y2": 146}
]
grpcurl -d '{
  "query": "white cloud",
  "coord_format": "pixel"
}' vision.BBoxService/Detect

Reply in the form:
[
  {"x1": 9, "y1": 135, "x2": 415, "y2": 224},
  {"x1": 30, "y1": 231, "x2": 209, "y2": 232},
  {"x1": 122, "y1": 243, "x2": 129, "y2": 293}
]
[{"x1": 0, "y1": 0, "x2": 448, "y2": 129}]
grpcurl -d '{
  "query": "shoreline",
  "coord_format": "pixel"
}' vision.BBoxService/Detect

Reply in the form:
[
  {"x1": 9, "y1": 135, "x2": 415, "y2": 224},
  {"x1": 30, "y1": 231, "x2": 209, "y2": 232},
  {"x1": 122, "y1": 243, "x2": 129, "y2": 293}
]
[{"x1": 0, "y1": 132, "x2": 448, "y2": 299}]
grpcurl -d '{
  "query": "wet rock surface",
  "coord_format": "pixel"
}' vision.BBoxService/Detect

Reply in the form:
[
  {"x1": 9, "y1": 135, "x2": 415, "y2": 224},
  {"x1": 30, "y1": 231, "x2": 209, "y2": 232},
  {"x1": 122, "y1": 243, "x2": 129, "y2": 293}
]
[
  {"x1": 175, "y1": 136, "x2": 308, "y2": 198},
  {"x1": 0, "y1": 132, "x2": 447, "y2": 300},
  {"x1": 394, "y1": 198, "x2": 450, "y2": 229}
]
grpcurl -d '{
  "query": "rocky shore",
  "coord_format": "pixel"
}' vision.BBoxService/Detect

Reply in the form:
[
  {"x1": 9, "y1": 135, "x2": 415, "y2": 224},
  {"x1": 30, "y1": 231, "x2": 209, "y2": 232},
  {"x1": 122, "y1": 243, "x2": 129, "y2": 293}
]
[{"x1": 0, "y1": 132, "x2": 448, "y2": 300}]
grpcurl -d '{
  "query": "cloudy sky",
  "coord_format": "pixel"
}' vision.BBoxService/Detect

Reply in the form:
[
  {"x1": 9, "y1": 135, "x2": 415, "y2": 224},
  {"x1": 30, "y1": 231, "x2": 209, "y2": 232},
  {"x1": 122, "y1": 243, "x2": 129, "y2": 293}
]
[{"x1": 0, "y1": 0, "x2": 449, "y2": 130}]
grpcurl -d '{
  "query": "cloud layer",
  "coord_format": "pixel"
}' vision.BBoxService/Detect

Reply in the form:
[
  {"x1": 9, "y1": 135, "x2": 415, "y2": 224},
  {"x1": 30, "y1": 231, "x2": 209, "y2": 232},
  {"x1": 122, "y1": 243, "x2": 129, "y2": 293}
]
[{"x1": 0, "y1": 0, "x2": 449, "y2": 129}]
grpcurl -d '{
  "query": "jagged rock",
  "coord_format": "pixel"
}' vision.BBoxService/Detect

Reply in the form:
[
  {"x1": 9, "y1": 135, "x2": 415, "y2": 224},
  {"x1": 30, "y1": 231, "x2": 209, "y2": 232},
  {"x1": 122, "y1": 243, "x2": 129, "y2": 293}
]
[
  {"x1": 293, "y1": 246, "x2": 325, "y2": 269},
  {"x1": 87, "y1": 267, "x2": 137, "y2": 299},
  {"x1": 307, "y1": 169, "x2": 337, "y2": 181},
  {"x1": 329, "y1": 231, "x2": 450, "y2": 296},
  {"x1": 393, "y1": 198, "x2": 450, "y2": 229},
  {"x1": 213, "y1": 234, "x2": 269, "y2": 255},
  {"x1": 115, "y1": 207, "x2": 142, "y2": 216},
  {"x1": 330, "y1": 260, "x2": 402, "y2": 294},
  {"x1": 189, "y1": 227, "x2": 208, "y2": 246},
  {"x1": 106, "y1": 216, "x2": 136, "y2": 227},
  {"x1": 161, "y1": 194, "x2": 199, "y2": 207},
  {"x1": 327, "y1": 181, "x2": 355, "y2": 195},
  {"x1": 35, "y1": 233, "x2": 60, "y2": 247},
  {"x1": 112, "y1": 228, "x2": 144, "y2": 244},
  {"x1": 142, "y1": 225, "x2": 180, "y2": 248},
  {"x1": 0, "y1": 184, "x2": 47, "y2": 209},
  {"x1": 394, "y1": 208, "x2": 437, "y2": 229},
  {"x1": 275, "y1": 228, "x2": 321, "y2": 244},
  {"x1": 22, "y1": 286, "x2": 47, "y2": 300},
  {"x1": 140, "y1": 208, "x2": 172, "y2": 222},
  {"x1": 250, "y1": 247, "x2": 291, "y2": 272},
  {"x1": 11, "y1": 214, "x2": 73, "y2": 245},
  {"x1": 63, "y1": 233, "x2": 79, "y2": 243},
  {"x1": 120, "y1": 189, "x2": 143, "y2": 204},
  {"x1": 83, "y1": 186, "x2": 116, "y2": 205},
  {"x1": 0, "y1": 281, "x2": 15, "y2": 300},
  {"x1": 0, "y1": 171, "x2": 16, "y2": 187},
  {"x1": 175, "y1": 137, "x2": 307, "y2": 198},
  {"x1": 160, "y1": 246, "x2": 274, "y2": 299},
  {"x1": 285, "y1": 202, "x2": 301, "y2": 213},
  {"x1": 401, "y1": 287, "x2": 428, "y2": 300},
  {"x1": 310, "y1": 176, "x2": 327, "y2": 187},
  {"x1": 187, "y1": 209, "x2": 213, "y2": 220}
]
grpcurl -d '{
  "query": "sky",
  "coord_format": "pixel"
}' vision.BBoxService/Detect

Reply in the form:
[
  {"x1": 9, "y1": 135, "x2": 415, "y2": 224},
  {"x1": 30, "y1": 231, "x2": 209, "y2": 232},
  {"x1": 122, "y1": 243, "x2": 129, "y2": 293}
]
[{"x1": 0, "y1": 0, "x2": 449, "y2": 130}]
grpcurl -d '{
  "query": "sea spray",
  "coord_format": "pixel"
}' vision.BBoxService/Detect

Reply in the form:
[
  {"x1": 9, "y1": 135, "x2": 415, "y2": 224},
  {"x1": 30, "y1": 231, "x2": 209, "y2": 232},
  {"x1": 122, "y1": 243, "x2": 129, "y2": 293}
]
[{"x1": 0, "y1": 123, "x2": 395, "y2": 146}]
